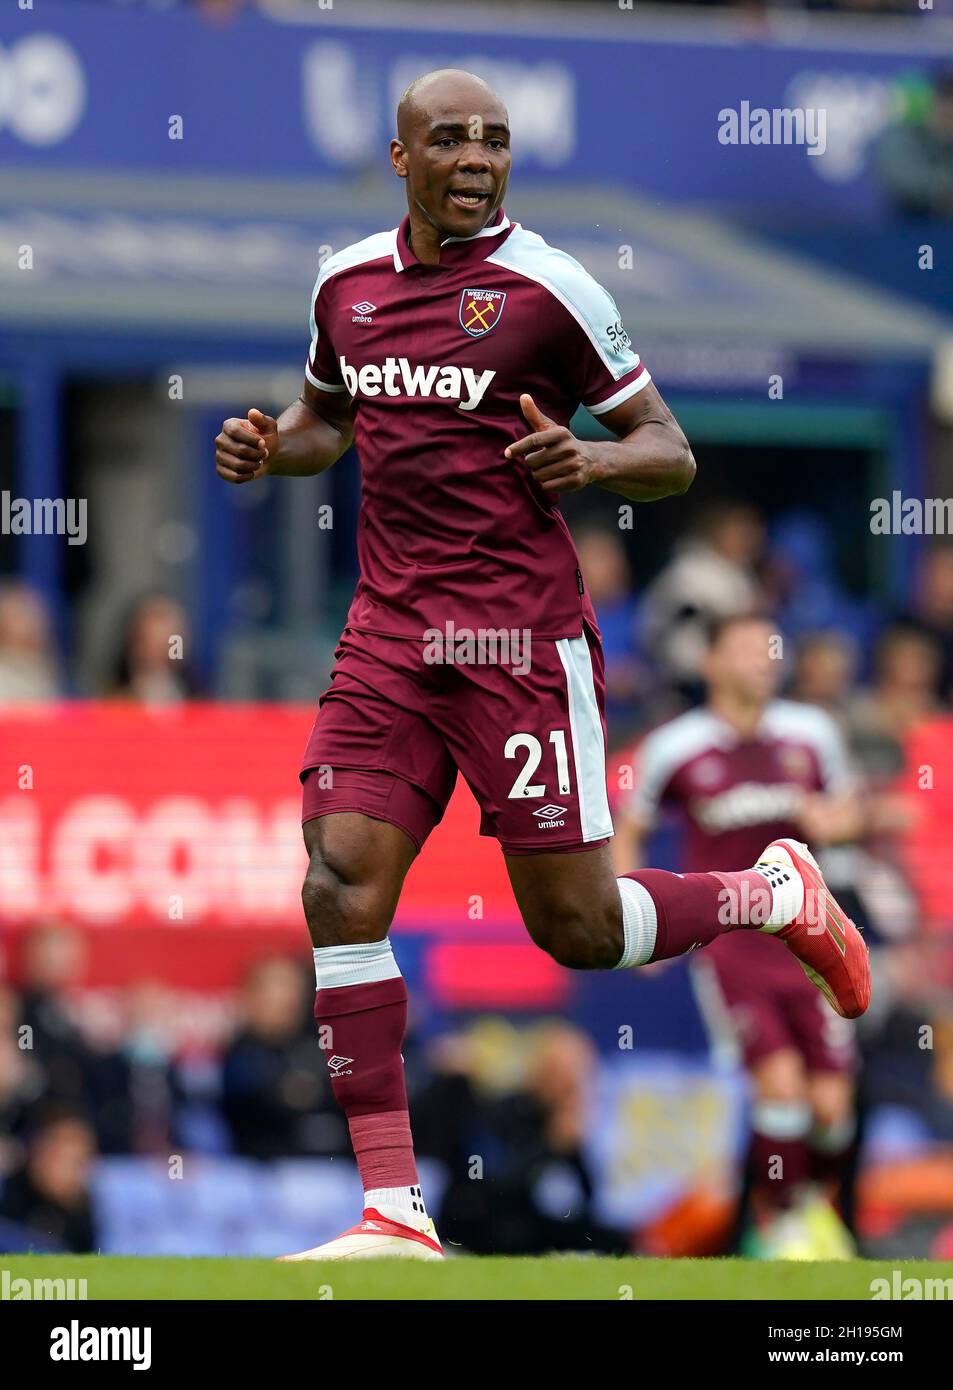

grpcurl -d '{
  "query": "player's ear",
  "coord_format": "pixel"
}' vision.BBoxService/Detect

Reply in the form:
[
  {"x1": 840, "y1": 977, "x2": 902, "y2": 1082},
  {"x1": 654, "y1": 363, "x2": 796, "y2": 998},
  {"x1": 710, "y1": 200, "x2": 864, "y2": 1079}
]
[{"x1": 390, "y1": 139, "x2": 409, "y2": 179}]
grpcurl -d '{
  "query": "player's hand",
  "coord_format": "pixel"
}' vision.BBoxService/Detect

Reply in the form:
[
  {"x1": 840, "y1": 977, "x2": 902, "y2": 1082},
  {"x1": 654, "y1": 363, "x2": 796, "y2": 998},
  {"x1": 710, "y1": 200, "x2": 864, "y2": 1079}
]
[
  {"x1": 214, "y1": 409, "x2": 279, "y2": 484},
  {"x1": 504, "y1": 394, "x2": 596, "y2": 495},
  {"x1": 797, "y1": 792, "x2": 859, "y2": 846}
]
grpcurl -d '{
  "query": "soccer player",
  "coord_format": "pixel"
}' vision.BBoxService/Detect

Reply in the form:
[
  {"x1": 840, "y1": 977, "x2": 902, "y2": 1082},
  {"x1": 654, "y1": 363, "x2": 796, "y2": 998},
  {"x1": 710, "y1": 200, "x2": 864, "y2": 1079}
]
[
  {"x1": 214, "y1": 70, "x2": 870, "y2": 1260},
  {"x1": 613, "y1": 614, "x2": 863, "y2": 1256}
]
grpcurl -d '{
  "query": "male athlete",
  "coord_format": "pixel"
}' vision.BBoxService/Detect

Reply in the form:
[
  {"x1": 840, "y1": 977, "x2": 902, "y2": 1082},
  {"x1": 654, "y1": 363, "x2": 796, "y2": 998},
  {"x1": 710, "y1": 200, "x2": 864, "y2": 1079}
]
[
  {"x1": 613, "y1": 615, "x2": 862, "y2": 1257},
  {"x1": 214, "y1": 70, "x2": 869, "y2": 1261}
]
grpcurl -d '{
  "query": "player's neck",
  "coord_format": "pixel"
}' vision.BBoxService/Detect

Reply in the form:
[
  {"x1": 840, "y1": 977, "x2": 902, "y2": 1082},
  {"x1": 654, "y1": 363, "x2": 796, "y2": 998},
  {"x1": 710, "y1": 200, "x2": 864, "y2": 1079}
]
[
  {"x1": 406, "y1": 200, "x2": 496, "y2": 264},
  {"x1": 407, "y1": 200, "x2": 451, "y2": 264},
  {"x1": 709, "y1": 692, "x2": 765, "y2": 741}
]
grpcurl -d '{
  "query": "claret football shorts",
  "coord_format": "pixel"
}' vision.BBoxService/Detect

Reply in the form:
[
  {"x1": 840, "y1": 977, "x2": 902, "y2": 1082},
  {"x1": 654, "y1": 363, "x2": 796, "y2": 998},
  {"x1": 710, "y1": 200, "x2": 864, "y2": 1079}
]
[
  {"x1": 694, "y1": 932, "x2": 856, "y2": 1075},
  {"x1": 300, "y1": 621, "x2": 613, "y2": 856}
]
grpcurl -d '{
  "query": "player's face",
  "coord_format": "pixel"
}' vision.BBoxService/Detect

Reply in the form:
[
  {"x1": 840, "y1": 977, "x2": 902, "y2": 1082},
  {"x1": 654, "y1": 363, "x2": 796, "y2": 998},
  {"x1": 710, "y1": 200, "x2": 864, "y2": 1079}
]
[
  {"x1": 708, "y1": 623, "x2": 780, "y2": 706},
  {"x1": 394, "y1": 94, "x2": 511, "y2": 240}
]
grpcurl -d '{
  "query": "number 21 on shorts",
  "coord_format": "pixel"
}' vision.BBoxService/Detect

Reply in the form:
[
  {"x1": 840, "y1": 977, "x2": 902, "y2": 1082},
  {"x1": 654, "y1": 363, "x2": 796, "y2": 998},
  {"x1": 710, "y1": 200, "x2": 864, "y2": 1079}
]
[{"x1": 504, "y1": 730, "x2": 571, "y2": 799}]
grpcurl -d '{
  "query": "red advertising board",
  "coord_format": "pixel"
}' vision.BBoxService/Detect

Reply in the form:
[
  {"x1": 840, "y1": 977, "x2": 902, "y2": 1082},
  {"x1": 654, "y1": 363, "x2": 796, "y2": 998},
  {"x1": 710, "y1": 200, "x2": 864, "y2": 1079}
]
[
  {"x1": 2, "y1": 703, "x2": 947, "y2": 996},
  {"x1": 899, "y1": 717, "x2": 953, "y2": 934},
  {"x1": 0, "y1": 702, "x2": 520, "y2": 934}
]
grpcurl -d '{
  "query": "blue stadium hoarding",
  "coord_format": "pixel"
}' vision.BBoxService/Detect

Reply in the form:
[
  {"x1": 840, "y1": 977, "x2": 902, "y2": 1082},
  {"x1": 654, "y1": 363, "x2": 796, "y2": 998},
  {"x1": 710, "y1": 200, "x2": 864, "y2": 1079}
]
[{"x1": 0, "y1": 0, "x2": 950, "y2": 219}]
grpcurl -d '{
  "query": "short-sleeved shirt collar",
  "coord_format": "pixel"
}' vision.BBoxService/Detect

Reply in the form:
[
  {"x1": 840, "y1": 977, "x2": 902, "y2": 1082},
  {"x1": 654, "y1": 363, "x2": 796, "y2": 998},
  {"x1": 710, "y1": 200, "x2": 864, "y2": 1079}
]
[{"x1": 393, "y1": 208, "x2": 513, "y2": 273}]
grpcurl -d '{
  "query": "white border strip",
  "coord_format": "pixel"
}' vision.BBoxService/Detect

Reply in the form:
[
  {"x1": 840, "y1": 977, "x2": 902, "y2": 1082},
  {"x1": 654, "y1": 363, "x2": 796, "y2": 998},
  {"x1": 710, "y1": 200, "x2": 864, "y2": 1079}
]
[
  {"x1": 487, "y1": 246, "x2": 633, "y2": 382},
  {"x1": 587, "y1": 369, "x2": 652, "y2": 416},
  {"x1": 554, "y1": 633, "x2": 612, "y2": 842},
  {"x1": 304, "y1": 362, "x2": 348, "y2": 391}
]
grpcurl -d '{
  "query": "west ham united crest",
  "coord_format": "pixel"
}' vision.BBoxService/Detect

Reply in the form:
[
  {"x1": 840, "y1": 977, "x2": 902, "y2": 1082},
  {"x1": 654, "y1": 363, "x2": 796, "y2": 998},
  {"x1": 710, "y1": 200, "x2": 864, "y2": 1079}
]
[{"x1": 459, "y1": 288, "x2": 506, "y2": 338}]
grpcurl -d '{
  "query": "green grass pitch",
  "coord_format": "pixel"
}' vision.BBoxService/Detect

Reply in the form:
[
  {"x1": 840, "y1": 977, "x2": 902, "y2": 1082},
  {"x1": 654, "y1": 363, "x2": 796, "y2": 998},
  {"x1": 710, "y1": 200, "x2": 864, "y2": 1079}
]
[{"x1": 3, "y1": 1256, "x2": 950, "y2": 1300}]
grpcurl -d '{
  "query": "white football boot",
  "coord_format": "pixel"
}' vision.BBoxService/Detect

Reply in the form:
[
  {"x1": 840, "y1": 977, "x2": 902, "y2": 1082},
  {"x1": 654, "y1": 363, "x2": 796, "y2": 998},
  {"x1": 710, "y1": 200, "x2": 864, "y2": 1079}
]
[{"x1": 278, "y1": 1204, "x2": 444, "y2": 1262}]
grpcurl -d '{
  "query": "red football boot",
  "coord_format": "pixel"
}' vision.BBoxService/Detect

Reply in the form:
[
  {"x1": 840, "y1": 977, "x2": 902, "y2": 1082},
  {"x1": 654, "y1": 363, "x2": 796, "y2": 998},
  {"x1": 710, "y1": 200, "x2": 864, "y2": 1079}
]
[{"x1": 756, "y1": 838, "x2": 871, "y2": 1020}]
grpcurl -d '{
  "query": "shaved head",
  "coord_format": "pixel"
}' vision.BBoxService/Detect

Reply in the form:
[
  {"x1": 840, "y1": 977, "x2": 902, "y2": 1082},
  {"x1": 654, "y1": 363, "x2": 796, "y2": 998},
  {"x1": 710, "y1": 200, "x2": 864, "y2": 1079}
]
[
  {"x1": 390, "y1": 67, "x2": 512, "y2": 257},
  {"x1": 397, "y1": 68, "x2": 507, "y2": 143}
]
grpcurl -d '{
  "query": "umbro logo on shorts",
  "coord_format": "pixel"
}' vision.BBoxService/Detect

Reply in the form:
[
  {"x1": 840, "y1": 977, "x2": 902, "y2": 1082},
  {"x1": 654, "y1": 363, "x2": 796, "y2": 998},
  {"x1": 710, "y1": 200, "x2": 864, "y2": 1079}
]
[
  {"x1": 327, "y1": 1054, "x2": 355, "y2": 1075},
  {"x1": 534, "y1": 804, "x2": 567, "y2": 829}
]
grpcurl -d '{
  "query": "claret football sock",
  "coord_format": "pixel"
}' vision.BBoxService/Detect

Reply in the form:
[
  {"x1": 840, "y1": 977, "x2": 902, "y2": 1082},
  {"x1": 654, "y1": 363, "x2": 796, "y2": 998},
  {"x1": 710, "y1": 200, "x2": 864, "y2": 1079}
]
[
  {"x1": 616, "y1": 867, "x2": 781, "y2": 964},
  {"x1": 808, "y1": 1114, "x2": 857, "y2": 1200},
  {"x1": 749, "y1": 1100, "x2": 813, "y2": 1215},
  {"x1": 312, "y1": 940, "x2": 426, "y2": 1217}
]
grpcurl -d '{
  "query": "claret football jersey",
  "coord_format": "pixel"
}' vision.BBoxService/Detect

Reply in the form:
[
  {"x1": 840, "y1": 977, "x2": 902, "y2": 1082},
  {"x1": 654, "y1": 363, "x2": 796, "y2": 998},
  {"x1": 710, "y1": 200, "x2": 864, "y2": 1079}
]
[
  {"x1": 305, "y1": 209, "x2": 650, "y2": 640},
  {"x1": 627, "y1": 700, "x2": 854, "y2": 872}
]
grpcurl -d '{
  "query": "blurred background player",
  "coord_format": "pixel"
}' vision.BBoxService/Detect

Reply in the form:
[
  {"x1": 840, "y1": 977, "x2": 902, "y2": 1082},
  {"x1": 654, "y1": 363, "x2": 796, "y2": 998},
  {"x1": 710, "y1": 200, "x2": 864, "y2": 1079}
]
[{"x1": 614, "y1": 614, "x2": 864, "y2": 1258}]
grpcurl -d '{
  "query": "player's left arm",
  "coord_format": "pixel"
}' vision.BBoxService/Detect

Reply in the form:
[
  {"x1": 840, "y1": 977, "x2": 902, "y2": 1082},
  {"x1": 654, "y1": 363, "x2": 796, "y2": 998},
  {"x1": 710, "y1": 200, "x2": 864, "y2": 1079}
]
[
  {"x1": 505, "y1": 385, "x2": 695, "y2": 501},
  {"x1": 796, "y1": 711, "x2": 865, "y2": 845},
  {"x1": 798, "y1": 790, "x2": 864, "y2": 846}
]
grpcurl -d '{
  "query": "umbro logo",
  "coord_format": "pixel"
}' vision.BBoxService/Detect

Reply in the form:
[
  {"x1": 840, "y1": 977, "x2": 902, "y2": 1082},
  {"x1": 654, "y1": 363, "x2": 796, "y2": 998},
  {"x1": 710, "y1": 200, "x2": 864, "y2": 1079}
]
[
  {"x1": 351, "y1": 301, "x2": 376, "y2": 323},
  {"x1": 534, "y1": 804, "x2": 567, "y2": 829},
  {"x1": 327, "y1": 1054, "x2": 354, "y2": 1075}
]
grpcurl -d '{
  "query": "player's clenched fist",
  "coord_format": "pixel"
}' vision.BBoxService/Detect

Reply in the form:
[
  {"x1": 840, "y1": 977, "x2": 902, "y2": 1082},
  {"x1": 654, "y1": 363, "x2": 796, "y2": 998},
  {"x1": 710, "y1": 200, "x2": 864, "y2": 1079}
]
[
  {"x1": 504, "y1": 393, "x2": 597, "y2": 496},
  {"x1": 214, "y1": 408, "x2": 279, "y2": 484}
]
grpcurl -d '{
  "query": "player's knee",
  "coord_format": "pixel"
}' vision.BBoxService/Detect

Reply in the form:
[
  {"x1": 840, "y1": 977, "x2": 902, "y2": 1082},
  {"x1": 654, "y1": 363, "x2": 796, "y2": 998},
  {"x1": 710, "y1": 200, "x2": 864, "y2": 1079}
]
[
  {"x1": 809, "y1": 1077, "x2": 853, "y2": 1134},
  {"x1": 301, "y1": 859, "x2": 344, "y2": 942},
  {"x1": 301, "y1": 855, "x2": 390, "y2": 947},
  {"x1": 753, "y1": 1049, "x2": 807, "y2": 1105},
  {"x1": 530, "y1": 901, "x2": 623, "y2": 971}
]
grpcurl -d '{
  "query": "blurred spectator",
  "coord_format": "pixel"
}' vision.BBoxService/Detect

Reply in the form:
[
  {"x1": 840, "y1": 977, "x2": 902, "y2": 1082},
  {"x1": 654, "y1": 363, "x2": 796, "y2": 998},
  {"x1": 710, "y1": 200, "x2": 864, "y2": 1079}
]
[
  {"x1": 16, "y1": 924, "x2": 92, "y2": 1113},
  {"x1": 878, "y1": 70, "x2": 953, "y2": 220},
  {"x1": 221, "y1": 957, "x2": 348, "y2": 1160},
  {"x1": 575, "y1": 526, "x2": 644, "y2": 731},
  {"x1": 0, "y1": 582, "x2": 62, "y2": 703},
  {"x1": 860, "y1": 938, "x2": 953, "y2": 1147},
  {"x1": 0, "y1": 1106, "x2": 97, "y2": 1253},
  {"x1": 414, "y1": 1020, "x2": 629, "y2": 1255},
  {"x1": 791, "y1": 630, "x2": 860, "y2": 721},
  {"x1": 13, "y1": 924, "x2": 154, "y2": 1155},
  {"x1": 639, "y1": 501, "x2": 764, "y2": 702},
  {"x1": 97, "y1": 982, "x2": 177, "y2": 1155},
  {"x1": 792, "y1": 629, "x2": 916, "y2": 845},
  {"x1": 0, "y1": 984, "x2": 42, "y2": 1172},
  {"x1": 850, "y1": 624, "x2": 944, "y2": 750},
  {"x1": 893, "y1": 544, "x2": 953, "y2": 703},
  {"x1": 764, "y1": 511, "x2": 880, "y2": 655},
  {"x1": 107, "y1": 593, "x2": 200, "y2": 704}
]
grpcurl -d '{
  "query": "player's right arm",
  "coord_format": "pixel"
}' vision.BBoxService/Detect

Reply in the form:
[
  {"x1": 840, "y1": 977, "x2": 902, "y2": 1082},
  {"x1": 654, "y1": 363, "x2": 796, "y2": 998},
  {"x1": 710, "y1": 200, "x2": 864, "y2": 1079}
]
[
  {"x1": 217, "y1": 252, "x2": 357, "y2": 485},
  {"x1": 215, "y1": 381, "x2": 354, "y2": 485}
]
